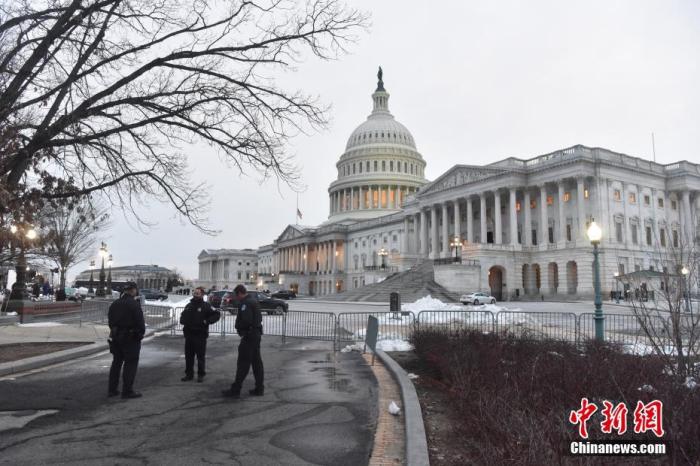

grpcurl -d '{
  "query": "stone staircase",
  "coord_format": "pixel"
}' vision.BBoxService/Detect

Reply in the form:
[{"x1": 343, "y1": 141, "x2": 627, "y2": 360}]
[{"x1": 326, "y1": 261, "x2": 460, "y2": 303}]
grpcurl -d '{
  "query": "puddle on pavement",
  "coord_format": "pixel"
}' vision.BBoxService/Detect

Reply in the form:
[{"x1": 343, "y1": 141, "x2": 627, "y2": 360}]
[
  {"x1": 307, "y1": 359, "x2": 351, "y2": 392},
  {"x1": 0, "y1": 410, "x2": 59, "y2": 433}
]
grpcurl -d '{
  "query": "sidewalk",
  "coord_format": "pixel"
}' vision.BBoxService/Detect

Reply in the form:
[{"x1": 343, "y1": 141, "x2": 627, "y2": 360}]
[
  {"x1": 0, "y1": 322, "x2": 110, "y2": 344},
  {"x1": 0, "y1": 323, "x2": 111, "y2": 377}
]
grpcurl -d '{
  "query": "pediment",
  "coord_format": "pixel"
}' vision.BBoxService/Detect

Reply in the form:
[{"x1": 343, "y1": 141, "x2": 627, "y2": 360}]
[
  {"x1": 276, "y1": 225, "x2": 308, "y2": 242},
  {"x1": 419, "y1": 165, "x2": 508, "y2": 196}
]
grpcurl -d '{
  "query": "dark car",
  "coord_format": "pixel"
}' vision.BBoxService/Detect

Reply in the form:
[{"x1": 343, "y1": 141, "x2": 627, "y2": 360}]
[
  {"x1": 271, "y1": 290, "x2": 296, "y2": 300},
  {"x1": 208, "y1": 290, "x2": 229, "y2": 308},
  {"x1": 228, "y1": 291, "x2": 288, "y2": 315},
  {"x1": 140, "y1": 288, "x2": 168, "y2": 301}
]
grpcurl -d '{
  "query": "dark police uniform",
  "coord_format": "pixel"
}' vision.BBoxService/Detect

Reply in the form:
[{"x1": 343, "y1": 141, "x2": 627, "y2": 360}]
[
  {"x1": 180, "y1": 297, "x2": 219, "y2": 380},
  {"x1": 230, "y1": 294, "x2": 264, "y2": 395},
  {"x1": 108, "y1": 292, "x2": 145, "y2": 397}
]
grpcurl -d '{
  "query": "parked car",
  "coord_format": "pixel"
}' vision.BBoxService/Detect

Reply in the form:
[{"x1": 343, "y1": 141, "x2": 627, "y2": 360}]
[
  {"x1": 460, "y1": 292, "x2": 496, "y2": 305},
  {"x1": 140, "y1": 288, "x2": 168, "y2": 301},
  {"x1": 271, "y1": 289, "x2": 296, "y2": 300},
  {"x1": 208, "y1": 290, "x2": 229, "y2": 308},
  {"x1": 227, "y1": 291, "x2": 288, "y2": 315}
]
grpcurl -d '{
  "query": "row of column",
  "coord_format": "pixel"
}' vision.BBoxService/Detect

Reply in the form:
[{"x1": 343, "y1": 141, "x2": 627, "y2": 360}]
[
  {"x1": 277, "y1": 241, "x2": 339, "y2": 274},
  {"x1": 330, "y1": 185, "x2": 417, "y2": 214},
  {"x1": 404, "y1": 180, "x2": 590, "y2": 258}
]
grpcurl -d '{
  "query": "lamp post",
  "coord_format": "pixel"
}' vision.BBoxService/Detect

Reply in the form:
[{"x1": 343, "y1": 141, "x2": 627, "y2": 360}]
[
  {"x1": 8, "y1": 224, "x2": 37, "y2": 301},
  {"x1": 450, "y1": 236, "x2": 462, "y2": 262},
  {"x1": 681, "y1": 266, "x2": 690, "y2": 313},
  {"x1": 107, "y1": 254, "x2": 113, "y2": 297},
  {"x1": 88, "y1": 260, "x2": 95, "y2": 294},
  {"x1": 97, "y1": 242, "x2": 107, "y2": 297},
  {"x1": 613, "y1": 272, "x2": 620, "y2": 304},
  {"x1": 378, "y1": 247, "x2": 388, "y2": 270},
  {"x1": 587, "y1": 219, "x2": 604, "y2": 341}
]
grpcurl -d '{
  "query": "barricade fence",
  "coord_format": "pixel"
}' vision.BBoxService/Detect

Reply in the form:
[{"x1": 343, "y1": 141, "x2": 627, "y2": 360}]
[{"x1": 58, "y1": 301, "x2": 689, "y2": 351}]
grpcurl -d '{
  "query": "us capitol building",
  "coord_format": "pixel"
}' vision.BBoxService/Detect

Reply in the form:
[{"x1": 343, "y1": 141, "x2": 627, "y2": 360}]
[{"x1": 198, "y1": 69, "x2": 700, "y2": 300}]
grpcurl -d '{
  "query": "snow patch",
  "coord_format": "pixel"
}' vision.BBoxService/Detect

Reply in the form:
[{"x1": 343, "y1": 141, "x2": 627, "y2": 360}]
[
  {"x1": 685, "y1": 377, "x2": 698, "y2": 390},
  {"x1": 401, "y1": 295, "x2": 462, "y2": 312},
  {"x1": 376, "y1": 339, "x2": 414, "y2": 352},
  {"x1": 407, "y1": 373, "x2": 419, "y2": 380},
  {"x1": 341, "y1": 343, "x2": 364, "y2": 353},
  {"x1": 638, "y1": 384, "x2": 655, "y2": 393},
  {"x1": 17, "y1": 322, "x2": 65, "y2": 327}
]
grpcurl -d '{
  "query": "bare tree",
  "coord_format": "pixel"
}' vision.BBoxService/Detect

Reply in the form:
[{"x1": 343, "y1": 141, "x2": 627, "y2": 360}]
[
  {"x1": 0, "y1": 0, "x2": 368, "y2": 230},
  {"x1": 622, "y1": 231, "x2": 699, "y2": 381},
  {"x1": 37, "y1": 199, "x2": 111, "y2": 290}
]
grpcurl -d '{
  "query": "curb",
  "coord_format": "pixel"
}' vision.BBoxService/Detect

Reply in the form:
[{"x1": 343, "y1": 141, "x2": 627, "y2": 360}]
[
  {"x1": 375, "y1": 349, "x2": 430, "y2": 466},
  {"x1": 0, "y1": 329, "x2": 156, "y2": 377}
]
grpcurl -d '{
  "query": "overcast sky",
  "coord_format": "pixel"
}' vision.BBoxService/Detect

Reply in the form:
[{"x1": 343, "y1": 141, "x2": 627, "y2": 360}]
[{"x1": 74, "y1": 0, "x2": 700, "y2": 281}]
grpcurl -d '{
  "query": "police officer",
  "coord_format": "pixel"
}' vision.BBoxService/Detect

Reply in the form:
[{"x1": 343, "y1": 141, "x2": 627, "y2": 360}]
[
  {"x1": 222, "y1": 284, "x2": 264, "y2": 398},
  {"x1": 180, "y1": 286, "x2": 220, "y2": 382},
  {"x1": 107, "y1": 282, "x2": 145, "y2": 399}
]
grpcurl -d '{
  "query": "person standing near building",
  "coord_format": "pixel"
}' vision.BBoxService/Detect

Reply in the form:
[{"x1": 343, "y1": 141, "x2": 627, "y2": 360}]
[
  {"x1": 179, "y1": 287, "x2": 220, "y2": 382},
  {"x1": 222, "y1": 285, "x2": 264, "y2": 398},
  {"x1": 107, "y1": 282, "x2": 146, "y2": 399}
]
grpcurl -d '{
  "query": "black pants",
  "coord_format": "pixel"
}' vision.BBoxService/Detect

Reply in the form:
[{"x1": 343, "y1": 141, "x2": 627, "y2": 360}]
[
  {"x1": 108, "y1": 338, "x2": 141, "y2": 393},
  {"x1": 184, "y1": 335, "x2": 207, "y2": 376},
  {"x1": 231, "y1": 332, "x2": 264, "y2": 392}
]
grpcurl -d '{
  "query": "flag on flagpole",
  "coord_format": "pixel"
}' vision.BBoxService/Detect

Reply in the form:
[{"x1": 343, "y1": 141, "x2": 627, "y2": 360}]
[{"x1": 297, "y1": 208, "x2": 303, "y2": 220}]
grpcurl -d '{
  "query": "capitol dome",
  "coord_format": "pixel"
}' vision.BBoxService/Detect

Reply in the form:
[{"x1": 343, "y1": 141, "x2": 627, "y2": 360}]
[{"x1": 327, "y1": 68, "x2": 428, "y2": 223}]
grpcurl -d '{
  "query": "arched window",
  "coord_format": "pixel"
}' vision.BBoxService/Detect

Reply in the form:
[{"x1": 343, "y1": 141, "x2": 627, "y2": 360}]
[
  {"x1": 366, "y1": 161, "x2": 370, "y2": 171},
  {"x1": 382, "y1": 161, "x2": 386, "y2": 171},
  {"x1": 404, "y1": 161, "x2": 407, "y2": 173},
  {"x1": 390, "y1": 161, "x2": 394, "y2": 172},
  {"x1": 374, "y1": 160, "x2": 378, "y2": 171}
]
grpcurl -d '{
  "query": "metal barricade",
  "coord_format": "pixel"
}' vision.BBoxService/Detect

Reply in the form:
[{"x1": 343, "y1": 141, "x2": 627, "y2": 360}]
[
  {"x1": 416, "y1": 310, "x2": 494, "y2": 334},
  {"x1": 284, "y1": 311, "x2": 337, "y2": 342},
  {"x1": 496, "y1": 311, "x2": 578, "y2": 342},
  {"x1": 578, "y1": 312, "x2": 671, "y2": 352},
  {"x1": 337, "y1": 312, "x2": 416, "y2": 345}
]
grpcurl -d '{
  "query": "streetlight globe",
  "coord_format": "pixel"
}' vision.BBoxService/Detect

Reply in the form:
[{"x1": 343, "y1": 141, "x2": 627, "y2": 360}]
[
  {"x1": 587, "y1": 221, "x2": 602, "y2": 243},
  {"x1": 26, "y1": 228, "x2": 37, "y2": 240},
  {"x1": 681, "y1": 266, "x2": 689, "y2": 276}
]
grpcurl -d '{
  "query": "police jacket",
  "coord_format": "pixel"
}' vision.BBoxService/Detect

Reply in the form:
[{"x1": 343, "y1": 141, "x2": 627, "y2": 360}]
[
  {"x1": 108, "y1": 294, "x2": 146, "y2": 339},
  {"x1": 234, "y1": 295, "x2": 262, "y2": 336},
  {"x1": 180, "y1": 298, "x2": 218, "y2": 338}
]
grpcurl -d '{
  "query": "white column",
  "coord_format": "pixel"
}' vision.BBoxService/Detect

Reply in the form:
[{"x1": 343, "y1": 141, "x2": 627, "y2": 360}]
[
  {"x1": 304, "y1": 244, "x2": 308, "y2": 273},
  {"x1": 524, "y1": 190, "x2": 531, "y2": 246},
  {"x1": 494, "y1": 191, "x2": 502, "y2": 244},
  {"x1": 577, "y1": 177, "x2": 586, "y2": 240},
  {"x1": 441, "y1": 202, "x2": 449, "y2": 257},
  {"x1": 359, "y1": 186, "x2": 365, "y2": 210},
  {"x1": 510, "y1": 188, "x2": 518, "y2": 245},
  {"x1": 682, "y1": 190, "x2": 692, "y2": 242},
  {"x1": 332, "y1": 240, "x2": 337, "y2": 274},
  {"x1": 394, "y1": 186, "x2": 400, "y2": 208},
  {"x1": 403, "y1": 216, "x2": 410, "y2": 254},
  {"x1": 453, "y1": 199, "x2": 461, "y2": 241},
  {"x1": 420, "y1": 209, "x2": 428, "y2": 256},
  {"x1": 540, "y1": 185, "x2": 548, "y2": 246},
  {"x1": 558, "y1": 182, "x2": 566, "y2": 243},
  {"x1": 467, "y1": 197, "x2": 474, "y2": 243},
  {"x1": 431, "y1": 205, "x2": 439, "y2": 258},
  {"x1": 480, "y1": 195, "x2": 487, "y2": 244},
  {"x1": 413, "y1": 213, "x2": 420, "y2": 254}
]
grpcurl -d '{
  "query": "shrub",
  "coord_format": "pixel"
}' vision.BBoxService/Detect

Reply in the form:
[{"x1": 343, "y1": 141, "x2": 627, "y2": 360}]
[{"x1": 411, "y1": 329, "x2": 700, "y2": 465}]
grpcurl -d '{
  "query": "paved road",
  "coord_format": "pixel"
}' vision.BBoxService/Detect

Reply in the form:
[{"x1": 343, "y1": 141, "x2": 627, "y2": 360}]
[{"x1": 0, "y1": 335, "x2": 377, "y2": 465}]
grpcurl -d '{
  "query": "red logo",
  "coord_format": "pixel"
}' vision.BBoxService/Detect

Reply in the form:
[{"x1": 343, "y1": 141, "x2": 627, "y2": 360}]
[{"x1": 569, "y1": 399, "x2": 664, "y2": 438}]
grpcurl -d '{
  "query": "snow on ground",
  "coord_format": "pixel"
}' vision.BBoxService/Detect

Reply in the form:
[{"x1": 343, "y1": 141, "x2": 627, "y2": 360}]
[
  {"x1": 376, "y1": 339, "x2": 413, "y2": 351},
  {"x1": 17, "y1": 322, "x2": 65, "y2": 327},
  {"x1": 401, "y1": 295, "x2": 462, "y2": 313}
]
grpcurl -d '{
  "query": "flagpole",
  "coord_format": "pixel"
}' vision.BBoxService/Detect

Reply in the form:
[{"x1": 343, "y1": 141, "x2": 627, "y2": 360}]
[{"x1": 296, "y1": 192, "x2": 299, "y2": 226}]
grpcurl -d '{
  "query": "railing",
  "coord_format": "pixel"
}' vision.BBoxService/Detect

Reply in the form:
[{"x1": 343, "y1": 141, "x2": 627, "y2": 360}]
[
  {"x1": 363, "y1": 265, "x2": 398, "y2": 272},
  {"x1": 433, "y1": 257, "x2": 461, "y2": 265},
  {"x1": 48, "y1": 300, "x2": 694, "y2": 353}
]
